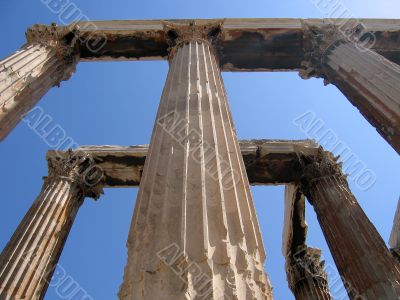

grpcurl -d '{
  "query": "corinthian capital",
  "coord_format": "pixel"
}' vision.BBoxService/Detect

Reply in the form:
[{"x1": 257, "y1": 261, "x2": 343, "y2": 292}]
[
  {"x1": 298, "y1": 148, "x2": 345, "y2": 199},
  {"x1": 287, "y1": 246, "x2": 329, "y2": 291},
  {"x1": 47, "y1": 150, "x2": 104, "y2": 199},
  {"x1": 299, "y1": 23, "x2": 347, "y2": 80},
  {"x1": 163, "y1": 20, "x2": 223, "y2": 59},
  {"x1": 299, "y1": 20, "x2": 376, "y2": 81},
  {"x1": 25, "y1": 23, "x2": 80, "y2": 64}
]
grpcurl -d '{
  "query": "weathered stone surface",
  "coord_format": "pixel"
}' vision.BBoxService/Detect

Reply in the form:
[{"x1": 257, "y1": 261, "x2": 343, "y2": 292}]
[
  {"x1": 300, "y1": 149, "x2": 400, "y2": 299},
  {"x1": 286, "y1": 247, "x2": 332, "y2": 300},
  {"x1": 119, "y1": 25, "x2": 272, "y2": 300},
  {"x1": 1, "y1": 17, "x2": 399, "y2": 299},
  {"x1": 282, "y1": 184, "x2": 307, "y2": 258},
  {"x1": 32, "y1": 19, "x2": 400, "y2": 70},
  {"x1": 283, "y1": 185, "x2": 332, "y2": 300},
  {"x1": 390, "y1": 198, "x2": 400, "y2": 261},
  {"x1": 0, "y1": 24, "x2": 79, "y2": 141},
  {"x1": 300, "y1": 23, "x2": 400, "y2": 154},
  {"x1": 48, "y1": 139, "x2": 319, "y2": 187},
  {"x1": 3, "y1": 18, "x2": 400, "y2": 142},
  {"x1": 0, "y1": 151, "x2": 102, "y2": 300}
]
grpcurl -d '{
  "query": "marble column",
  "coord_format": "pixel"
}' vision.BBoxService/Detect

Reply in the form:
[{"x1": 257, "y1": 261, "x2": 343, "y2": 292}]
[
  {"x1": 0, "y1": 24, "x2": 79, "y2": 141},
  {"x1": 300, "y1": 149, "x2": 400, "y2": 299},
  {"x1": 389, "y1": 198, "x2": 400, "y2": 261},
  {"x1": 300, "y1": 24, "x2": 400, "y2": 155},
  {"x1": 119, "y1": 22, "x2": 273, "y2": 300},
  {"x1": 0, "y1": 151, "x2": 103, "y2": 300}
]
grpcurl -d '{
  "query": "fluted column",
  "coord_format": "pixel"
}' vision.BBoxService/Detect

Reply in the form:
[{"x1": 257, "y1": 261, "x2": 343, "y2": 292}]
[
  {"x1": 0, "y1": 24, "x2": 79, "y2": 141},
  {"x1": 119, "y1": 22, "x2": 272, "y2": 300},
  {"x1": 0, "y1": 151, "x2": 103, "y2": 300},
  {"x1": 287, "y1": 247, "x2": 332, "y2": 300},
  {"x1": 300, "y1": 149, "x2": 400, "y2": 299},
  {"x1": 300, "y1": 24, "x2": 400, "y2": 154}
]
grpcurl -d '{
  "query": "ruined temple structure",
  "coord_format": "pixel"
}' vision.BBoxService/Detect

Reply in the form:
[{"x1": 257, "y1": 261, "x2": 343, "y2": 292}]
[{"x1": 0, "y1": 18, "x2": 399, "y2": 300}]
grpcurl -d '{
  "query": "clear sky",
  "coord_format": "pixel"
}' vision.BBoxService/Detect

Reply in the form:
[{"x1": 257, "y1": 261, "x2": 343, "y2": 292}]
[{"x1": 0, "y1": 1, "x2": 399, "y2": 299}]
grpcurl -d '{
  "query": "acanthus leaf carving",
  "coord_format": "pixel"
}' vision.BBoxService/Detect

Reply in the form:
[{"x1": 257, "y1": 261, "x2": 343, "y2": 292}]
[
  {"x1": 26, "y1": 23, "x2": 80, "y2": 83},
  {"x1": 47, "y1": 149, "x2": 104, "y2": 199},
  {"x1": 163, "y1": 20, "x2": 223, "y2": 60}
]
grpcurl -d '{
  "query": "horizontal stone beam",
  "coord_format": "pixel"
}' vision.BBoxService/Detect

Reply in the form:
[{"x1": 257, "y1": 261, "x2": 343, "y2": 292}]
[
  {"x1": 31, "y1": 18, "x2": 400, "y2": 71},
  {"x1": 46, "y1": 139, "x2": 319, "y2": 188}
]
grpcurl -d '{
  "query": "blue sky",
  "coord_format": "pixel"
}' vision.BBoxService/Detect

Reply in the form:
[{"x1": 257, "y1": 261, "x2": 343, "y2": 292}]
[{"x1": 0, "y1": 1, "x2": 399, "y2": 299}]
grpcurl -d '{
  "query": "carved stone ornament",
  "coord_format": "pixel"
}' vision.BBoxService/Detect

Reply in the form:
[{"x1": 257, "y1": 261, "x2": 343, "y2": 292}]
[
  {"x1": 287, "y1": 246, "x2": 329, "y2": 291},
  {"x1": 298, "y1": 148, "x2": 345, "y2": 199},
  {"x1": 163, "y1": 20, "x2": 223, "y2": 59},
  {"x1": 25, "y1": 23, "x2": 80, "y2": 64},
  {"x1": 47, "y1": 149, "x2": 104, "y2": 199}
]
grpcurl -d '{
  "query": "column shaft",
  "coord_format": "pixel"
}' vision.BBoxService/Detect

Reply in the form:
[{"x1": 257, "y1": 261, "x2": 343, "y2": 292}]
[
  {"x1": 119, "y1": 34, "x2": 272, "y2": 299},
  {"x1": 0, "y1": 25, "x2": 78, "y2": 141},
  {"x1": 301, "y1": 152, "x2": 400, "y2": 299},
  {"x1": 325, "y1": 43, "x2": 400, "y2": 154},
  {"x1": 389, "y1": 199, "x2": 400, "y2": 261},
  {"x1": 0, "y1": 152, "x2": 102, "y2": 300},
  {"x1": 0, "y1": 178, "x2": 83, "y2": 299},
  {"x1": 301, "y1": 25, "x2": 400, "y2": 154}
]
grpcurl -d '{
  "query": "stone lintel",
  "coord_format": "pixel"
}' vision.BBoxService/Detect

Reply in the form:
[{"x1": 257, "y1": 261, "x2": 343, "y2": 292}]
[
  {"x1": 46, "y1": 139, "x2": 319, "y2": 188},
  {"x1": 27, "y1": 18, "x2": 400, "y2": 71}
]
